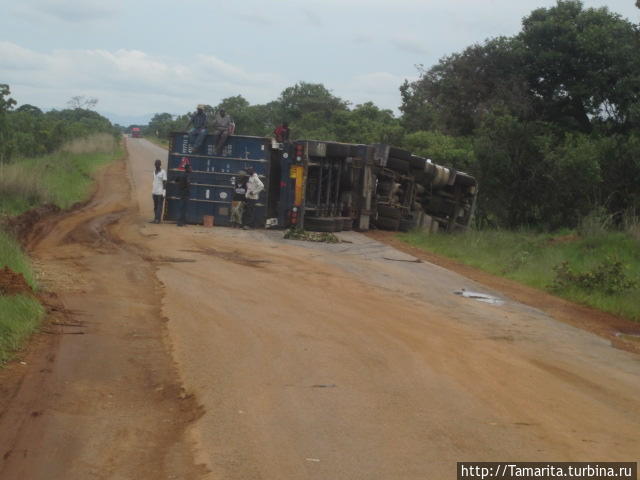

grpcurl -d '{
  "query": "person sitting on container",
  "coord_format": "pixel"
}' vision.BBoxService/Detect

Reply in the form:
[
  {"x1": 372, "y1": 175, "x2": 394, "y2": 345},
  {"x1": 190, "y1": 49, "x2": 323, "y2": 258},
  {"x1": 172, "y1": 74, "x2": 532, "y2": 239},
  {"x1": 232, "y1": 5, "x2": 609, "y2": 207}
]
[
  {"x1": 187, "y1": 105, "x2": 207, "y2": 153},
  {"x1": 274, "y1": 122, "x2": 290, "y2": 143},
  {"x1": 175, "y1": 163, "x2": 191, "y2": 227},
  {"x1": 243, "y1": 167, "x2": 264, "y2": 230},
  {"x1": 230, "y1": 173, "x2": 247, "y2": 228},
  {"x1": 212, "y1": 108, "x2": 233, "y2": 155}
]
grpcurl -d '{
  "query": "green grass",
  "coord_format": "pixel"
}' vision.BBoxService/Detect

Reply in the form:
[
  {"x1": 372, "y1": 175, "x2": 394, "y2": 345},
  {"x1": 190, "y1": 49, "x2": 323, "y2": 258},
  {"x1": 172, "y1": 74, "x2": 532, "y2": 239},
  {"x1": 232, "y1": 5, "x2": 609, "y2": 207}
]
[
  {"x1": 399, "y1": 229, "x2": 640, "y2": 321},
  {"x1": 0, "y1": 230, "x2": 38, "y2": 288},
  {"x1": 0, "y1": 231, "x2": 43, "y2": 364},
  {"x1": 0, "y1": 133, "x2": 122, "y2": 216},
  {"x1": 0, "y1": 295, "x2": 44, "y2": 364}
]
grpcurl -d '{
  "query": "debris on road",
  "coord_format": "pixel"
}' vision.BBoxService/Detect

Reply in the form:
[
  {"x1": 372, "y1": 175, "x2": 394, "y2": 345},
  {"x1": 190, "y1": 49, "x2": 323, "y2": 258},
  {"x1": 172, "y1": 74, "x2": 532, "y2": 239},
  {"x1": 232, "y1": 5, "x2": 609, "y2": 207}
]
[
  {"x1": 284, "y1": 228, "x2": 340, "y2": 243},
  {"x1": 454, "y1": 288, "x2": 504, "y2": 305}
]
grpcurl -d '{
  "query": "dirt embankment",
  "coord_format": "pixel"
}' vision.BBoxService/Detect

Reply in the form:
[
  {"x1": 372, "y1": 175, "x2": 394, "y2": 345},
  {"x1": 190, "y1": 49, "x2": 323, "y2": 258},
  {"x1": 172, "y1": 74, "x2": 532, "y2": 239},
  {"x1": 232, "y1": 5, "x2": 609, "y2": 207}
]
[{"x1": 366, "y1": 230, "x2": 640, "y2": 354}]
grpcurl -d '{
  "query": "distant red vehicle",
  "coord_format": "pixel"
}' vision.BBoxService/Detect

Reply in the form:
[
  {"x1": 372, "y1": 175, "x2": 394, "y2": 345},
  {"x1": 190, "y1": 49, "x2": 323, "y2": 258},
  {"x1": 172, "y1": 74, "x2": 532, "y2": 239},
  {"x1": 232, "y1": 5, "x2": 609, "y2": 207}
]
[{"x1": 131, "y1": 127, "x2": 142, "y2": 138}]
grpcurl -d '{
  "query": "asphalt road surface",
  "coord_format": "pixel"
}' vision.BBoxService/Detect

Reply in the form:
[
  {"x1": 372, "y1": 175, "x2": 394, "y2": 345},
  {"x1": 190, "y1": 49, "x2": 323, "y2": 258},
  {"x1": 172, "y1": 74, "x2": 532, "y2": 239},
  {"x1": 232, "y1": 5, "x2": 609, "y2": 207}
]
[{"x1": 0, "y1": 137, "x2": 638, "y2": 479}]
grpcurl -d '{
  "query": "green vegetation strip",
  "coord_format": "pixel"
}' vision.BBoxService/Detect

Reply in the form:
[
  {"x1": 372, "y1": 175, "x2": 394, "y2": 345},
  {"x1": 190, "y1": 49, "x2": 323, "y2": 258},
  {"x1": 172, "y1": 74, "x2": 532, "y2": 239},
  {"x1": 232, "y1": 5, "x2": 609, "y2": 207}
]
[
  {"x1": 0, "y1": 133, "x2": 122, "y2": 216},
  {"x1": 0, "y1": 231, "x2": 43, "y2": 364},
  {"x1": 399, "y1": 230, "x2": 640, "y2": 321}
]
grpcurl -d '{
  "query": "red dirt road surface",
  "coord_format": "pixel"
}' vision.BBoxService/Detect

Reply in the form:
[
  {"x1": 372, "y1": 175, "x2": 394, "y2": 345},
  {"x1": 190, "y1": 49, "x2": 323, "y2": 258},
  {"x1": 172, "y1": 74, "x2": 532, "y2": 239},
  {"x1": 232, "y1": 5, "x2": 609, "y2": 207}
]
[{"x1": 0, "y1": 137, "x2": 638, "y2": 479}]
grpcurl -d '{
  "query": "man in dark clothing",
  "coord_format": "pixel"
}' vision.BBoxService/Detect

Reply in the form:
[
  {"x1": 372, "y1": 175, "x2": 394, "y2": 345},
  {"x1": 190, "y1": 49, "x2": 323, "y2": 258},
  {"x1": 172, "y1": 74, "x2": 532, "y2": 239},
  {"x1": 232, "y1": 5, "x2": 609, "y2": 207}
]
[
  {"x1": 187, "y1": 105, "x2": 207, "y2": 153},
  {"x1": 175, "y1": 164, "x2": 191, "y2": 226},
  {"x1": 230, "y1": 174, "x2": 247, "y2": 227},
  {"x1": 274, "y1": 122, "x2": 290, "y2": 143}
]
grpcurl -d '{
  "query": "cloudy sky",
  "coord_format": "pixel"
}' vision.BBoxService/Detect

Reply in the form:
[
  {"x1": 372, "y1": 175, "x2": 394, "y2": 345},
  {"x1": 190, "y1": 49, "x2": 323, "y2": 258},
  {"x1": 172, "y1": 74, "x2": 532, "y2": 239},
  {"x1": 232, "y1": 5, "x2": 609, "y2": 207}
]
[{"x1": 1, "y1": 0, "x2": 637, "y2": 124}]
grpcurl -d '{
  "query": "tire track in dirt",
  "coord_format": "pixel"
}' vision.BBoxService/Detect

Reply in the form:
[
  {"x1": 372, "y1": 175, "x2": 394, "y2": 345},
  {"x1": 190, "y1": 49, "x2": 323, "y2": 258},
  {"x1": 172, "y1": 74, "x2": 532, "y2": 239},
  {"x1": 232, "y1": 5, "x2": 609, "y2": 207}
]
[{"x1": 0, "y1": 153, "x2": 208, "y2": 479}]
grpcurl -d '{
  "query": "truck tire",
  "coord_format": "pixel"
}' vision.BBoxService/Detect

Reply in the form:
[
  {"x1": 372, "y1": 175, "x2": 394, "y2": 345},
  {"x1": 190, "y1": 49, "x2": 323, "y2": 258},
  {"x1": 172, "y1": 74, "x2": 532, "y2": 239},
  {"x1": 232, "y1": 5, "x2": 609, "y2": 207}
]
[
  {"x1": 399, "y1": 217, "x2": 418, "y2": 232},
  {"x1": 388, "y1": 146, "x2": 412, "y2": 161},
  {"x1": 386, "y1": 157, "x2": 410, "y2": 173},
  {"x1": 305, "y1": 216, "x2": 339, "y2": 232},
  {"x1": 341, "y1": 217, "x2": 353, "y2": 231},
  {"x1": 376, "y1": 205, "x2": 402, "y2": 219},
  {"x1": 409, "y1": 155, "x2": 426, "y2": 170},
  {"x1": 375, "y1": 216, "x2": 400, "y2": 231}
]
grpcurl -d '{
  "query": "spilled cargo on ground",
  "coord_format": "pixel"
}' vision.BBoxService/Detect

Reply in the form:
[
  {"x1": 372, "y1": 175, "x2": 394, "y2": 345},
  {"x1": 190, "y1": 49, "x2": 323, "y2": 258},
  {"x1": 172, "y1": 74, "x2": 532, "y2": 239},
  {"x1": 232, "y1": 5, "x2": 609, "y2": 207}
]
[{"x1": 164, "y1": 132, "x2": 478, "y2": 233}]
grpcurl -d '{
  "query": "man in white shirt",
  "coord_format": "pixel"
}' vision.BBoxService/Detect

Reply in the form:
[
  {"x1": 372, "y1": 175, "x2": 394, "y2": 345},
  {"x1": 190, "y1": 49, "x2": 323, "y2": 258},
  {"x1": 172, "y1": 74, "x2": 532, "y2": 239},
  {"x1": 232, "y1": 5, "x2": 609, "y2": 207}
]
[
  {"x1": 152, "y1": 159, "x2": 167, "y2": 223},
  {"x1": 243, "y1": 167, "x2": 264, "y2": 229}
]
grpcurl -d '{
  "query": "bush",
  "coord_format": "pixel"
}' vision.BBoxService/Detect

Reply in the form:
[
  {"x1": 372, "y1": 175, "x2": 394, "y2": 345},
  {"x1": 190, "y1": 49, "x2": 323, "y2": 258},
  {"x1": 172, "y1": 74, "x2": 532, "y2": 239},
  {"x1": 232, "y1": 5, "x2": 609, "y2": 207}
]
[{"x1": 551, "y1": 257, "x2": 637, "y2": 295}]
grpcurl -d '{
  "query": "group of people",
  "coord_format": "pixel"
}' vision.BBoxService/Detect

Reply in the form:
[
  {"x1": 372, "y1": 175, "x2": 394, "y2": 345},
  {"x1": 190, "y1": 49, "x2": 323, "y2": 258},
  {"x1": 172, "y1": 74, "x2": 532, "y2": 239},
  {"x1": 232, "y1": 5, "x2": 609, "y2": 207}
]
[
  {"x1": 151, "y1": 160, "x2": 264, "y2": 229},
  {"x1": 147, "y1": 103, "x2": 284, "y2": 227},
  {"x1": 187, "y1": 104, "x2": 235, "y2": 155},
  {"x1": 229, "y1": 167, "x2": 264, "y2": 229}
]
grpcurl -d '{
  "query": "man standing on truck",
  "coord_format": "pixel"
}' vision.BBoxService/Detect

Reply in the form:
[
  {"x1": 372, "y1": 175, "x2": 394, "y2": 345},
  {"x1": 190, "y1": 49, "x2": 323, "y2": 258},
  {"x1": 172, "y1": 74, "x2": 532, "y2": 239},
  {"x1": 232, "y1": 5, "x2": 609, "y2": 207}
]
[
  {"x1": 151, "y1": 159, "x2": 167, "y2": 224},
  {"x1": 243, "y1": 167, "x2": 264, "y2": 230},
  {"x1": 212, "y1": 108, "x2": 233, "y2": 155},
  {"x1": 175, "y1": 163, "x2": 191, "y2": 227},
  {"x1": 274, "y1": 122, "x2": 290, "y2": 143},
  {"x1": 187, "y1": 105, "x2": 207, "y2": 153}
]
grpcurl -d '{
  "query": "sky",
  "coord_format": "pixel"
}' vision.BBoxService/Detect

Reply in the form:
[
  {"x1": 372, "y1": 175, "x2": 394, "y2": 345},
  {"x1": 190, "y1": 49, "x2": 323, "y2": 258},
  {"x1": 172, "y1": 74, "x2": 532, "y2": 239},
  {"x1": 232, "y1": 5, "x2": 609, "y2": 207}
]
[{"x1": 1, "y1": 0, "x2": 637, "y2": 124}]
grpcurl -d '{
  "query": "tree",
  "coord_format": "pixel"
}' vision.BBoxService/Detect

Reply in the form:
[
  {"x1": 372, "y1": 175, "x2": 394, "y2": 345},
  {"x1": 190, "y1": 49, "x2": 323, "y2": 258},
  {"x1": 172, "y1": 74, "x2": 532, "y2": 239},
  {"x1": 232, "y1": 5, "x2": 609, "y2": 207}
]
[
  {"x1": 400, "y1": 37, "x2": 529, "y2": 135},
  {"x1": 520, "y1": 1, "x2": 640, "y2": 132},
  {"x1": 147, "y1": 112, "x2": 176, "y2": 138},
  {"x1": 67, "y1": 95, "x2": 98, "y2": 110},
  {"x1": 0, "y1": 84, "x2": 17, "y2": 163},
  {"x1": 277, "y1": 82, "x2": 349, "y2": 123}
]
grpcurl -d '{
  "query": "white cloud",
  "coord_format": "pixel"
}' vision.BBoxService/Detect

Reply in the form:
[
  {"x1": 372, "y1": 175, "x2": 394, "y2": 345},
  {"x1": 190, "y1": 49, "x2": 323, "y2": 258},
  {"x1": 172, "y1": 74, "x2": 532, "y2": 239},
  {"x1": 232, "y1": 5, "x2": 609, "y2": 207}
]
[{"x1": 0, "y1": 42, "x2": 288, "y2": 116}]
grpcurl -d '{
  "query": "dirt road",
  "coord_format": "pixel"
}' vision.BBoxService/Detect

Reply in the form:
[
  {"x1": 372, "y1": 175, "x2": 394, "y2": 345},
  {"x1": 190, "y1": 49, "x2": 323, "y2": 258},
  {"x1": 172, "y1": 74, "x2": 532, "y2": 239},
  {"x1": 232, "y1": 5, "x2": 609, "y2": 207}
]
[{"x1": 1, "y1": 137, "x2": 638, "y2": 479}]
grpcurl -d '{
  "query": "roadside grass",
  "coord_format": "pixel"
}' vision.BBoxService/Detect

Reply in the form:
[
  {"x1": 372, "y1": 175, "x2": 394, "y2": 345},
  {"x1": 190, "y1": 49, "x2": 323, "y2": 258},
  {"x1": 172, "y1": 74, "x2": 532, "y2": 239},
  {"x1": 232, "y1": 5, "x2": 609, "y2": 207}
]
[
  {"x1": 0, "y1": 295, "x2": 44, "y2": 364},
  {"x1": 0, "y1": 133, "x2": 121, "y2": 364},
  {"x1": 0, "y1": 133, "x2": 122, "y2": 216},
  {"x1": 399, "y1": 228, "x2": 640, "y2": 321},
  {"x1": 0, "y1": 231, "x2": 43, "y2": 364}
]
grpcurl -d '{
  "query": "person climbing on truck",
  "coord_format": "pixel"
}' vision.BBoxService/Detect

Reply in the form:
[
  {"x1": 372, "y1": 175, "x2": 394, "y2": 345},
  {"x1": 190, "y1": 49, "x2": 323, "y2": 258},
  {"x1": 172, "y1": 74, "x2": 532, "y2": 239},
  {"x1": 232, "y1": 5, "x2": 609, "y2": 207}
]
[
  {"x1": 274, "y1": 122, "x2": 290, "y2": 143},
  {"x1": 212, "y1": 108, "x2": 233, "y2": 155},
  {"x1": 243, "y1": 167, "x2": 264, "y2": 229},
  {"x1": 187, "y1": 104, "x2": 207, "y2": 153}
]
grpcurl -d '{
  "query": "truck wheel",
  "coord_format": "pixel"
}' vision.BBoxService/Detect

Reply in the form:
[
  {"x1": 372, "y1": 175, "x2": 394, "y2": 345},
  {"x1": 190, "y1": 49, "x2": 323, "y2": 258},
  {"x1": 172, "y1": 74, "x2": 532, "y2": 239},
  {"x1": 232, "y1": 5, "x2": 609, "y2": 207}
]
[
  {"x1": 376, "y1": 205, "x2": 402, "y2": 219},
  {"x1": 399, "y1": 217, "x2": 418, "y2": 232},
  {"x1": 409, "y1": 155, "x2": 426, "y2": 170},
  {"x1": 386, "y1": 157, "x2": 410, "y2": 173},
  {"x1": 375, "y1": 216, "x2": 400, "y2": 231},
  {"x1": 305, "y1": 216, "x2": 338, "y2": 232},
  {"x1": 388, "y1": 146, "x2": 412, "y2": 161}
]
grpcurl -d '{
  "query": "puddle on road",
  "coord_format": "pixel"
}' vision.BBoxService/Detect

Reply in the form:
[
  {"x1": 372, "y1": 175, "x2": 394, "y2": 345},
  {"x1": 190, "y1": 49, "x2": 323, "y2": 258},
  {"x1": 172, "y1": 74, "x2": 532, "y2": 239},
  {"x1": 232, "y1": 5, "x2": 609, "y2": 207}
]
[{"x1": 454, "y1": 289, "x2": 505, "y2": 305}]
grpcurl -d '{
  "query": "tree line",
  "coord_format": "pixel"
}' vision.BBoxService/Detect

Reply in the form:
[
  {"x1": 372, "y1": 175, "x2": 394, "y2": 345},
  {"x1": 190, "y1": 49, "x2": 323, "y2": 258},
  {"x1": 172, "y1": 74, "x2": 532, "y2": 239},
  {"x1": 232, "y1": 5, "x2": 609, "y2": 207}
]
[{"x1": 0, "y1": 87, "x2": 118, "y2": 163}]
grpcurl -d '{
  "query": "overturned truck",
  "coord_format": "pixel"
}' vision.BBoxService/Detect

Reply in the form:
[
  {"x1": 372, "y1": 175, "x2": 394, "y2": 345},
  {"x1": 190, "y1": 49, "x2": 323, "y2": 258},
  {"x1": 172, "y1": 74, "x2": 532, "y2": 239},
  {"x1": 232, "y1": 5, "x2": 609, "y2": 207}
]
[{"x1": 164, "y1": 132, "x2": 477, "y2": 233}]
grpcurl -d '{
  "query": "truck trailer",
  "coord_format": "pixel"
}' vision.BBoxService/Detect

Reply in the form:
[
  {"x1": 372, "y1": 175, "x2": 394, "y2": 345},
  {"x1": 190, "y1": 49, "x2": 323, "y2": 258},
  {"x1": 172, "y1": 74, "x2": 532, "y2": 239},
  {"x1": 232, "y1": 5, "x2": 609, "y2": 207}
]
[{"x1": 163, "y1": 132, "x2": 477, "y2": 233}]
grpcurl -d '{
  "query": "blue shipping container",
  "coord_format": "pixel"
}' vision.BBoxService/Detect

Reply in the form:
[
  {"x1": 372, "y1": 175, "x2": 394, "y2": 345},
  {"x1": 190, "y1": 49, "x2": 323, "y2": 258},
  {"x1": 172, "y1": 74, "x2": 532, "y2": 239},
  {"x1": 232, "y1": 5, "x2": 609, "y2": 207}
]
[{"x1": 165, "y1": 133, "x2": 273, "y2": 227}]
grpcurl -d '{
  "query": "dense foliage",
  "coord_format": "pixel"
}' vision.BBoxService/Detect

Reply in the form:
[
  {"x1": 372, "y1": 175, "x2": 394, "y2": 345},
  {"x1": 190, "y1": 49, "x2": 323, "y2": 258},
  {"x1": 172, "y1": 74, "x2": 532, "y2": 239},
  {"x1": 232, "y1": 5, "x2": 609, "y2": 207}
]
[
  {"x1": 0, "y1": 86, "x2": 118, "y2": 163},
  {"x1": 400, "y1": 1, "x2": 640, "y2": 228}
]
